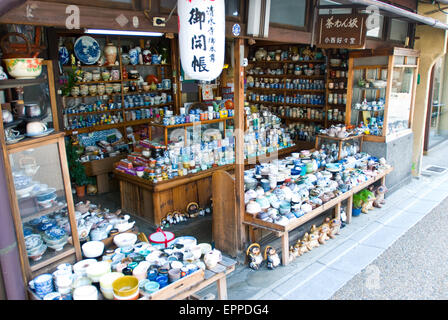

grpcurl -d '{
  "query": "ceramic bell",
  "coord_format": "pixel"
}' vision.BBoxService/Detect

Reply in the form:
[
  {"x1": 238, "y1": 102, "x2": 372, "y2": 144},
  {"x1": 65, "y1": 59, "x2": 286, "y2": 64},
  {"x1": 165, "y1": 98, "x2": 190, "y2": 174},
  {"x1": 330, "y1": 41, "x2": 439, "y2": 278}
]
[
  {"x1": 264, "y1": 246, "x2": 281, "y2": 269},
  {"x1": 247, "y1": 243, "x2": 263, "y2": 270}
]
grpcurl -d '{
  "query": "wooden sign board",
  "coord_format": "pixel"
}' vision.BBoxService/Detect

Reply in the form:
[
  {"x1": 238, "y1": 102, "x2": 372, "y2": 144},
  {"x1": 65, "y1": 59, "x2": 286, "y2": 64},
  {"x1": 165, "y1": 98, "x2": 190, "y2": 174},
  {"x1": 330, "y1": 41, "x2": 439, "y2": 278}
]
[{"x1": 316, "y1": 14, "x2": 367, "y2": 49}]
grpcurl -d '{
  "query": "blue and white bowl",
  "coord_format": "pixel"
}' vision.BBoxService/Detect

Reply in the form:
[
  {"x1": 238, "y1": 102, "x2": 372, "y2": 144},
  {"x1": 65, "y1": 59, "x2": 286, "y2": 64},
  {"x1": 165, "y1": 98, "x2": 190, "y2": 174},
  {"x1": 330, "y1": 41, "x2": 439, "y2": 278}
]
[
  {"x1": 74, "y1": 36, "x2": 101, "y2": 65},
  {"x1": 45, "y1": 226, "x2": 66, "y2": 240},
  {"x1": 36, "y1": 188, "x2": 57, "y2": 202}
]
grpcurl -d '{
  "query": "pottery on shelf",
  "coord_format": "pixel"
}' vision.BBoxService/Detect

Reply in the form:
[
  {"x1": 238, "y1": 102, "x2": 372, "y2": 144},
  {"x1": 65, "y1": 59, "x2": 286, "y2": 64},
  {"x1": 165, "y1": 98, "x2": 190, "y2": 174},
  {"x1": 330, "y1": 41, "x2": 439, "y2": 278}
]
[{"x1": 104, "y1": 43, "x2": 117, "y2": 66}]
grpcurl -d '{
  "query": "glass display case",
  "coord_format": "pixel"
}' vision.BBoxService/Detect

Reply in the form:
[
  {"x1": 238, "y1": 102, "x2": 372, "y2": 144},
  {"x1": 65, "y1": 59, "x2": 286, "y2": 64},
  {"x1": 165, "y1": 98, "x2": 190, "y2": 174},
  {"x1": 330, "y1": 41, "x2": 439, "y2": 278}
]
[
  {"x1": 0, "y1": 61, "x2": 81, "y2": 288},
  {"x1": 148, "y1": 117, "x2": 234, "y2": 146},
  {"x1": 345, "y1": 48, "x2": 419, "y2": 142}
]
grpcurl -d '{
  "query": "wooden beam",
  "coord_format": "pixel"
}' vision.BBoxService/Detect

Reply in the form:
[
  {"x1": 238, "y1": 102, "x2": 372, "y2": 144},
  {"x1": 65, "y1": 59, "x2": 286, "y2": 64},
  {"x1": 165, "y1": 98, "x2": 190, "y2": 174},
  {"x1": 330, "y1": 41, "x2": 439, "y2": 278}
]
[{"x1": 233, "y1": 37, "x2": 246, "y2": 252}]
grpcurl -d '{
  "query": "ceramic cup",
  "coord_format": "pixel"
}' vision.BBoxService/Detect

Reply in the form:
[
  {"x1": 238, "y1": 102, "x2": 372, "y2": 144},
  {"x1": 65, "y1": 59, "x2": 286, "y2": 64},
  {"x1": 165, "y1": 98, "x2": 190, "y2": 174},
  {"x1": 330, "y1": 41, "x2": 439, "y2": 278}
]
[
  {"x1": 26, "y1": 121, "x2": 47, "y2": 135},
  {"x1": 168, "y1": 268, "x2": 181, "y2": 282}
]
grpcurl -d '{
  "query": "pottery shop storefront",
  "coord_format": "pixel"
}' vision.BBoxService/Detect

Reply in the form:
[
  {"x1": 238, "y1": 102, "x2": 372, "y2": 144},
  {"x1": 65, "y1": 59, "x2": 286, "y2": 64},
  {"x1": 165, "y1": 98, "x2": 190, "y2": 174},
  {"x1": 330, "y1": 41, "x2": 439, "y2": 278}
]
[{"x1": 0, "y1": 0, "x2": 437, "y2": 301}]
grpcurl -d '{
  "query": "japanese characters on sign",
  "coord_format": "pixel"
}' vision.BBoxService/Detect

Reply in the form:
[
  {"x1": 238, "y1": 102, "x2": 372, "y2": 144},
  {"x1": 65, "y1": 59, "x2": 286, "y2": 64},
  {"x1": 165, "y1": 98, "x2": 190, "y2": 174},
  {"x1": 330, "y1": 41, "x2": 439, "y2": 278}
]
[
  {"x1": 317, "y1": 14, "x2": 367, "y2": 49},
  {"x1": 178, "y1": 0, "x2": 225, "y2": 81}
]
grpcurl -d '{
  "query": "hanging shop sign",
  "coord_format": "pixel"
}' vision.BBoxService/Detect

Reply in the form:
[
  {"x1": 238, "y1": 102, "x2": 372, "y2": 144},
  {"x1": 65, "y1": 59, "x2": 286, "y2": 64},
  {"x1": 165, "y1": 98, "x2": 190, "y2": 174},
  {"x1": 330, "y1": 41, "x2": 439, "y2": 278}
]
[
  {"x1": 178, "y1": 0, "x2": 225, "y2": 81},
  {"x1": 316, "y1": 14, "x2": 367, "y2": 49}
]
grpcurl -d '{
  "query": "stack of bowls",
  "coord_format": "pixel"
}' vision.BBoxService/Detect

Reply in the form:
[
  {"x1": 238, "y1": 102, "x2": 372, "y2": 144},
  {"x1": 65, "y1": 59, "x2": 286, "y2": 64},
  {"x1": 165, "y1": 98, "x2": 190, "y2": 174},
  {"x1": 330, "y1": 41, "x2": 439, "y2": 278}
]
[
  {"x1": 25, "y1": 234, "x2": 47, "y2": 261},
  {"x1": 36, "y1": 188, "x2": 57, "y2": 209},
  {"x1": 86, "y1": 261, "x2": 111, "y2": 283},
  {"x1": 29, "y1": 274, "x2": 54, "y2": 298},
  {"x1": 112, "y1": 275, "x2": 140, "y2": 300},
  {"x1": 43, "y1": 227, "x2": 68, "y2": 251},
  {"x1": 73, "y1": 285, "x2": 98, "y2": 300},
  {"x1": 99, "y1": 272, "x2": 124, "y2": 300}
]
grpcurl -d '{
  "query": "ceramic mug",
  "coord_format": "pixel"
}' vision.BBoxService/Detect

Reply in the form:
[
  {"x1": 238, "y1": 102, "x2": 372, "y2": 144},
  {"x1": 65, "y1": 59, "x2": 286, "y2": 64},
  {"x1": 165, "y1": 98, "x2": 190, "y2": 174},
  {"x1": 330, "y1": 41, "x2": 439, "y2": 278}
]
[
  {"x1": 26, "y1": 121, "x2": 47, "y2": 135},
  {"x1": 168, "y1": 268, "x2": 181, "y2": 282}
]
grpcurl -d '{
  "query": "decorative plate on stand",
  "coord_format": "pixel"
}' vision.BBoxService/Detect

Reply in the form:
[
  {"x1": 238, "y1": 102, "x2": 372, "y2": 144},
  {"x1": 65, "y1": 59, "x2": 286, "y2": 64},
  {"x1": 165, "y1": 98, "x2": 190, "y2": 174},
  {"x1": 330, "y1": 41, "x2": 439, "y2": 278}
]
[{"x1": 74, "y1": 36, "x2": 101, "y2": 65}]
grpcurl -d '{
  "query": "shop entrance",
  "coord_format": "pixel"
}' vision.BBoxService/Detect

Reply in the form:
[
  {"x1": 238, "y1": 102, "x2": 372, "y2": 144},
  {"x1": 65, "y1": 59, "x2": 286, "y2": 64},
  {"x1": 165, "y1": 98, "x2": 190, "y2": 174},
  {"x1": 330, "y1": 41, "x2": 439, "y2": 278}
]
[{"x1": 424, "y1": 56, "x2": 448, "y2": 151}]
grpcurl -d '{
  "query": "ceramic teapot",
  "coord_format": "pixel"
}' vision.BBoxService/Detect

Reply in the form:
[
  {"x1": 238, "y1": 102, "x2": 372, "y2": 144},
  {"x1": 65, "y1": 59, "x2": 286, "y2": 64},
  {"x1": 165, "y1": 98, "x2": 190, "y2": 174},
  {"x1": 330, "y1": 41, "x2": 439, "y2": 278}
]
[{"x1": 204, "y1": 249, "x2": 222, "y2": 269}]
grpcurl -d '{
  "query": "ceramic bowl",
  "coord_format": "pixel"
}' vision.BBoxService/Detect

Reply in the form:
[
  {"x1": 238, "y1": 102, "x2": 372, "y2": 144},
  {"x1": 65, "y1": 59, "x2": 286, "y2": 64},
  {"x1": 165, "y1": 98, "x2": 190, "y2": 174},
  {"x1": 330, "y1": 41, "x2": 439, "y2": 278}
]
[
  {"x1": 100, "y1": 272, "x2": 124, "y2": 299},
  {"x1": 35, "y1": 188, "x2": 57, "y2": 202},
  {"x1": 25, "y1": 234, "x2": 43, "y2": 249},
  {"x1": 113, "y1": 288, "x2": 140, "y2": 300},
  {"x1": 190, "y1": 245, "x2": 202, "y2": 260},
  {"x1": 113, "y1": 232, "x2": 137, "y2": 248},
  {"x1": 82, "y1": 240, "x2": 105, "y2": 258},
  {"x1": 86, "y1": 261, "x2": 111, "y2": 283},
  {"x1": 112, "y1": 275, "x2": 139, "y2": 298},
  {"x1": 197, "y1": 243, "x2": 212, "y2": 256},
  {"x1": 3, "y1": 58, "x2": 43, "y2": 79},
  {"x1": 173, "y1": 236, "x2": 197, "y2": 250},
  {"x1": 27, "y1": 243, "x2": 47, "y2": 261},
  {"x1": 246, "y1": 200, "x2": 262, "y2": 214},
  {"x1": 73, "y1": 259, "x2": 98, "y2": 277},
  {"x1": 73, "y1": 285, "x2": 98, "y2": 300},
  {"x1": 43, "y1": 234, "x2": 68, "y2": 251}
]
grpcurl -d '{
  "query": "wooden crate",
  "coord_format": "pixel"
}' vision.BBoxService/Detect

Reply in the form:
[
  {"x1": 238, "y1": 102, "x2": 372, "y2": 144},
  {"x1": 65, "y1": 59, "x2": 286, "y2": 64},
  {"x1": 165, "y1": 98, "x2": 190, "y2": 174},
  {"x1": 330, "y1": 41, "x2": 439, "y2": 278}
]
[
  {"x1": 146, "y1": 269, "x2": 205, "y2": 300},
  {"x1": 83, "y1": 155, "x2": 126, "y2": 194}
]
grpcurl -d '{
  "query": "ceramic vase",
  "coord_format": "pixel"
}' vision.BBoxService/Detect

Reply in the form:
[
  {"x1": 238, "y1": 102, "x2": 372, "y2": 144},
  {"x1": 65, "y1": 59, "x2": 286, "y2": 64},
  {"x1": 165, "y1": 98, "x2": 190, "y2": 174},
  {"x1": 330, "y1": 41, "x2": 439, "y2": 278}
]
[{"x1": 104, "y1": 43, "x2": 117, "y2": 66}]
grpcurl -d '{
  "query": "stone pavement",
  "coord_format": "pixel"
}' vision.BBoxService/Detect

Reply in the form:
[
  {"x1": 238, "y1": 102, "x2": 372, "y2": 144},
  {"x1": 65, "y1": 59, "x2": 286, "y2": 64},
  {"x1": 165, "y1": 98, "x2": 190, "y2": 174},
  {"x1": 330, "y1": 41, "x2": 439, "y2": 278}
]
[{"x1": 197, "y1": 140, "x2": 448, "y2": 300}]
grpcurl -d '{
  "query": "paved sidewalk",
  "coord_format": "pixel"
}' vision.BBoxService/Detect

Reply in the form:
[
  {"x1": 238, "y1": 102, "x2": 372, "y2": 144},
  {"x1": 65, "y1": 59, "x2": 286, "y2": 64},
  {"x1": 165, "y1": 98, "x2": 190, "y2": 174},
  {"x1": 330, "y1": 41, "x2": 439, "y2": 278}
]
[{"x1": 198, "y1": 140, "x2": 448, "y2": 300}]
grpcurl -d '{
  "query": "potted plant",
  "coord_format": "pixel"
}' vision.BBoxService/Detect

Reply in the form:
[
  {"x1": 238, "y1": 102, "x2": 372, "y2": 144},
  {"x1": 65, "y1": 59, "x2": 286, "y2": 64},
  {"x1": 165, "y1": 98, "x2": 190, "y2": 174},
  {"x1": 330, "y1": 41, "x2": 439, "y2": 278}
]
[
  {"x1": 352, "y1": 192, "x2": 364, "y2": 217},
  {"x1": 66, "y1": 140, "x2": 92, "y2": 197}
]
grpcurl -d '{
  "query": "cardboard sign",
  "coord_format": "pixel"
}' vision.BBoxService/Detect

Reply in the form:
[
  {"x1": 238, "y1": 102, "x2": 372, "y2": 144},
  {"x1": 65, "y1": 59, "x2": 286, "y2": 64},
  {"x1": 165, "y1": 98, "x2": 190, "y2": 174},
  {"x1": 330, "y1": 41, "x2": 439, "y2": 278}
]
[
  {"x1": 178, "y1": 0, "x2": 225, "y2": 81},
  {"x1": 316, "y1": 14, "x2": 367, "y2": 49}
]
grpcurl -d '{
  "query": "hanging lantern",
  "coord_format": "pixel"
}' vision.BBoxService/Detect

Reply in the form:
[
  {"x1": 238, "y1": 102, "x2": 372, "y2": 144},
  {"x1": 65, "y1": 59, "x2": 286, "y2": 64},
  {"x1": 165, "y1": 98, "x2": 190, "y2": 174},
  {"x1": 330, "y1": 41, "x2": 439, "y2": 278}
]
[{"x1": 178, "y1": 0, "x2": 225, "y2": 81}]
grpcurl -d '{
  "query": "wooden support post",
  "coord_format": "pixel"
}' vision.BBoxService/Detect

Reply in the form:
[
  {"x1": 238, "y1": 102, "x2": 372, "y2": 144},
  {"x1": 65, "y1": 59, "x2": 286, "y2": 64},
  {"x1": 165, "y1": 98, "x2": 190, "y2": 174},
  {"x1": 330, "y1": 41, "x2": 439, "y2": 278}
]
[
  {"x1": 281, "y1": 232, "x2": 289, "y2": 266},
  {"x1": 216, "y1": 277, "x2": 228, "y2": 300},
  {"x1": 234, "y1": 37, "x2": 246, "y2": 252},
  {"x1": 346, "y1": 195, "x2": 353, "y2": 224},
  {"x1": 335, "y1": 201, "x2": 341, "y2": 220}
]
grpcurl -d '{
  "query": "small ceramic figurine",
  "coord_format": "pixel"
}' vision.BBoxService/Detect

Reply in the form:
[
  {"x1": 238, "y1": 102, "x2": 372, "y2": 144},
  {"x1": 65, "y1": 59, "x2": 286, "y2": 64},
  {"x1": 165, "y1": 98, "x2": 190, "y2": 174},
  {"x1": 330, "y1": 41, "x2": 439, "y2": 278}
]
[
  {"x1": 329, "y1": 218, "x2": 341, "y2": 239},
  {"x1": 302, "y1": 232, "x2": 312, "y2": 251},
  {"x1": 289, "y1": 246, "x2": 297, "y2": 262},
  {"x1": 373, "y1": 185, "x2": 387, "y2": 208},
  {"x1": 247, "y1": 243, "x2": 263, "y2": 270},
  {"x1": 308, "y1": 232, "x2": 320, "y2": 250},
  {"x1": 362, "y1": 190, "x2": 376, "y2": 214},
  {"x1": 264, "y1": 246, "x2": 281, "y2": 269},
  {"x1": 297, "y1": 240, "x2": 309, "y2": 256},
  {"x1": 318, "y1": 219, "x2": 331, "y2": 245}
]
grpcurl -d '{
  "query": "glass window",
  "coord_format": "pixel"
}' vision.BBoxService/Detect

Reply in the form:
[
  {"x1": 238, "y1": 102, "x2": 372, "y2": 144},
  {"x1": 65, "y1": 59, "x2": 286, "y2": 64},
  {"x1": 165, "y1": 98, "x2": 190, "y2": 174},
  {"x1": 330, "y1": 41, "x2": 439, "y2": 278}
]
[
  {"x1": 366, "y1": 14, "x2": 384, "y2": 38},
  {"x1": 390, "y1": 19, "x2": 409, "y2": 42},
  {"x1": 226, "y1": 0, "x2": 240, "y2": 17},
  {"x1": 270, "y1": 0, "x2": 307, "y2": 28},
  {"x1": 318, "y1": 0, "x2": 352, "y2": 15}
]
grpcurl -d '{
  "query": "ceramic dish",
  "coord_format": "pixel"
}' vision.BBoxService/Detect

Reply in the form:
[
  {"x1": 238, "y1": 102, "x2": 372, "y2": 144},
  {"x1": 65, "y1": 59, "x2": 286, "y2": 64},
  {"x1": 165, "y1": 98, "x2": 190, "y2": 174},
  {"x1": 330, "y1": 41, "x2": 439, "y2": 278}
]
[
  {"x1": 5, "y1": 134, "x2": 25, "y2": 145},
  {"x1": 25, "y1": 128, "x2": 55, "y2": 138},
  {"x1": 74, "y1": 36, "x2": 101, "y2": 65}
]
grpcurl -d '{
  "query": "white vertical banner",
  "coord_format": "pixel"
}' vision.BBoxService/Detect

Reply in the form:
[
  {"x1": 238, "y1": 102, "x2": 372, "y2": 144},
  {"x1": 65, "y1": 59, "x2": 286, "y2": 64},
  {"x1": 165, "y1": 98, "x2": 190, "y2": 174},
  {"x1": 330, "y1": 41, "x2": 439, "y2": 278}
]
[{"x1": 178, "y1": 0, "x2": 225, "y2": 81}]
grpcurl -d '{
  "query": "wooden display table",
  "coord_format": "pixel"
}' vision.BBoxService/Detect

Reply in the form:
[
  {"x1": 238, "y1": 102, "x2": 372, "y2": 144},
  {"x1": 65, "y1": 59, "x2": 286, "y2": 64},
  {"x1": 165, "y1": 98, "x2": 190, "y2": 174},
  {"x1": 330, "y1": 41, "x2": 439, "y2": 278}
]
[
  {"x1": 114, "y1": 145, "x2": 300, "y2": 227},
  {"x1": 82, "y1": 154, "x2": 127, "y2": 194},
  {"x1": 242, "y1": 166, "x2": 393, "y2": 266}
]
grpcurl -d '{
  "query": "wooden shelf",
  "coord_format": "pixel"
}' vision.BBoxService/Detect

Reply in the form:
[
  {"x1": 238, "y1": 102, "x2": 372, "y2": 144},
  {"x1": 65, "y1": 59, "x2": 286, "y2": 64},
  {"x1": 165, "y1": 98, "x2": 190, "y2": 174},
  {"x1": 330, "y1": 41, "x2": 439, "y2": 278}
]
[
  {"x1": 278, "y1": 115, "x2": 324, "y2": 123},
  {"x1": 65, "y1": 109, "x2": 123, "y2": 117},
  {"x1": 65, "y1": 123, "x2": 125, "y2": 135},
  {"x1": 125, "y1": 64, "x2": 171, "y2": 67},
  {"x1": 247, "y1": 74, "x2": 326, "y2": 80},
  {"x1": 248, "y1": 100, "x2": 325, "y2": 108},
  {"x1": 149, "y1": 117, "x2": 234, "y2": 129},
  {"x1": 122, "y1": 89, "x2": 172, "y2": 96},
  {"x1": 0, "y1": 78, "x2": 46, "y2": 89},
  {"x1": 123, "y1": 103, "x2": 174, "y2": 111},
  {"x1": 64, "y1": 92, "x2": 122, "y2": 99},
  {"x1": 6, "y1": 132, "x2": 65, "y2": 152},
  {"x1": 249, "y1": 60, "x2": 325, "y2": 64},
  {"x1": 74, "y1": 80, "x2": 122, "y2": 85},
  {"x1": 247, "y1": 87, "x2": 325, "y2": 93},
  {"x1": 62, "y1": 64, "x2": 119, "y2": 69}
]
